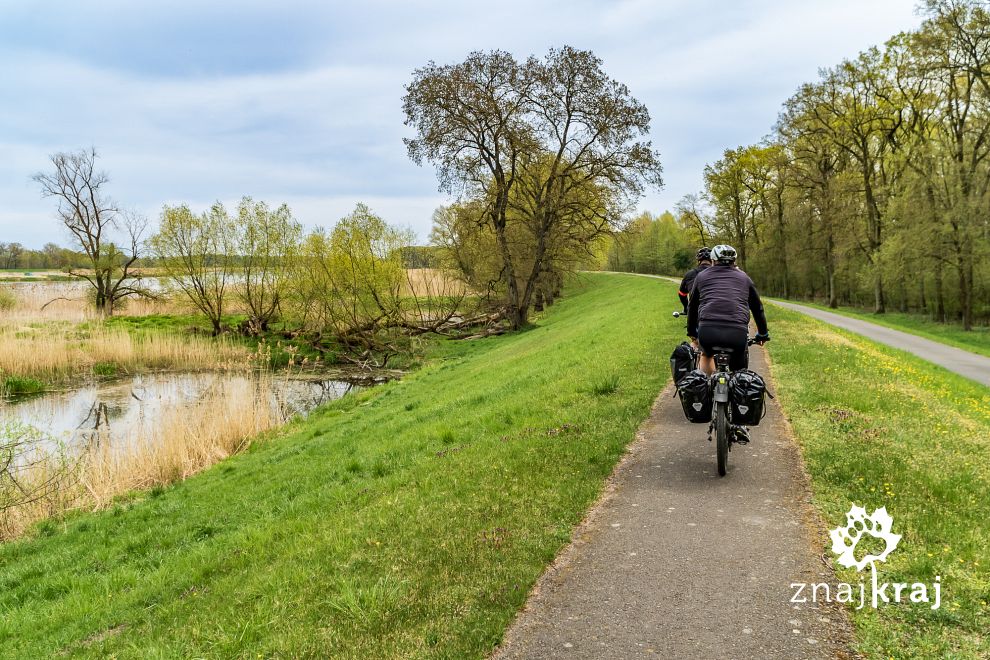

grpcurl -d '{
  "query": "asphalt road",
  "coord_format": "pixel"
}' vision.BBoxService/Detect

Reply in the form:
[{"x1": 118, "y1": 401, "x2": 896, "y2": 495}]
[
  {"x1": 768, "y1": 299, "x2": 990, "y2": 387},
  {"x1": 494, "y1": 345, "x2": 852, "y2": 659},
  {"x1": 604, "y1": 273, "x2": 989, "y2": 388}
]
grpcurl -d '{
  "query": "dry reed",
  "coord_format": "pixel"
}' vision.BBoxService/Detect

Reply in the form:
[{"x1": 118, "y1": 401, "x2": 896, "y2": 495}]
[
  {"x1": 1, "y1": 375, "x2": 284, "y2": 540},
  {"x1": 0, "y1": 282, "x2": 188, "y2": 323},
  {"x1": 0, "y1": 324, "x2": 250, "y2": 385},
  {"x1": 402, "y1": 268, "x2": 466, "y2": 297}
]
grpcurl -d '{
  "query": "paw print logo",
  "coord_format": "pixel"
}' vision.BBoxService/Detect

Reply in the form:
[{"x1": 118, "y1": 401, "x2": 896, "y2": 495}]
[{"x1": 829, "y1": 504, "x2": 901, "y2": 571}]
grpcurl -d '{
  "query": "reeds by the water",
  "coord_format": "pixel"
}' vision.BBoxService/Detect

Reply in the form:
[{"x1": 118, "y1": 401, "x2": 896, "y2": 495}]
[
  {"x1": 0, "y1": 324, "x2": 250, "y2": 388},
  {"x1": 1, "y1": 375, "x2": 284, "y2": 540},
  {"x1": 0, "y1": 282, "x2": 183, "y2": 323},
  {"x1": 0, "y1": 284, "x2": 271, "y2": 539}
]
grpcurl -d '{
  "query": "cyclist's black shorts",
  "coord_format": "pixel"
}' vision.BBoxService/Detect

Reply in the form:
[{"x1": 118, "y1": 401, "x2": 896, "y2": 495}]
[{"x1": 697, "y1": 323, "x2": 749, "y2": 370}]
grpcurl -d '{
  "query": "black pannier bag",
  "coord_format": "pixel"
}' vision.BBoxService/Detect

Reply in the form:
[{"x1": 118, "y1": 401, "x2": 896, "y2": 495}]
[
  {"x1": 677, "y1": 369, "x2": 712, "y2": 423},
  {"x1": 728, "y1": 369, "x2": 768, "y2": 426},
  {"x1": 669, "y1": 342, "x2": 696, "y2": 385}
]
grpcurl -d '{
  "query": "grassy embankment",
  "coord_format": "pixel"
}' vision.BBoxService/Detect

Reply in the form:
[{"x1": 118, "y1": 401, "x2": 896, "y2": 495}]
[
  {"x1": 0, "y1": 273, "x2": 678, "y2": 657},
  {"x1": 767, "y1": 306, "x2": 989, "y2": 658},
  {"x1": 778, "y1": 299, "x2": 990, "y2": 358}
]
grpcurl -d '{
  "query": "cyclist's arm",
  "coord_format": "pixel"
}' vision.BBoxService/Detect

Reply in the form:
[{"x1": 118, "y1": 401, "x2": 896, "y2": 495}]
[
  {"x1": 678, "y1": 272, "x2": 692, "y2": 312},
  {"x1": 686, "y1": 282, "x2": 700, "y2": 338},
  {"x1": 748, "y1": 282, "x2": 769, "y2": 335}
]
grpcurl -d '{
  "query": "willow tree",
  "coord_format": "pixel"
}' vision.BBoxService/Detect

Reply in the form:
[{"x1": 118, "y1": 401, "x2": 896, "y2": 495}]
[
  {"x1": 236, "y1": 197, "x2": 302, "y2": 333},
  {"x1": 291, "y1": 204, "x2": 411, "y2": 353},
  {"x1": 404, "y1": 46, "x2": 662, "y2": 328},
  {"x1": 152, "y1": 202, "x2": 238, "y2": 335}
]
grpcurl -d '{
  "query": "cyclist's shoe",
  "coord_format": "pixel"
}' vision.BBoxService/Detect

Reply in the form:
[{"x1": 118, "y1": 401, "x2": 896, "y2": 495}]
[{"x1": 731, "y1": 425, "x2": 750, "y2": 445}]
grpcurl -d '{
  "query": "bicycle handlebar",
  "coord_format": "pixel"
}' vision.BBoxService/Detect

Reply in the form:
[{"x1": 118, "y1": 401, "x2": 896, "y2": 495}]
[{"x1": 674, "y1": 311, "x2": 769, "y2": 346}]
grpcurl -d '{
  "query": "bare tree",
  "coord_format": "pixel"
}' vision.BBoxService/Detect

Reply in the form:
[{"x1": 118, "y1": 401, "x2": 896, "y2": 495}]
[{"x1": 33, "y1": 148, "x2": 150, "y2": 315}]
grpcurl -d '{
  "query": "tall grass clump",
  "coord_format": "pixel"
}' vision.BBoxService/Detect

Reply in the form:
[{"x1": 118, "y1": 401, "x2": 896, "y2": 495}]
[
  {"x1": 1, "y1": 376, "x2": 46, "y2": 397},
  {"x1": 0, "y1": 287, "x2": 15, "y2": 311}
]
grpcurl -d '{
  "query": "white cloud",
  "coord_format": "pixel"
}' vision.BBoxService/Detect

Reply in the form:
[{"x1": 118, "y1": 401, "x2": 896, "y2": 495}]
[{"x1": 0, "y1": 0, "x2": 924, "y2": 247}]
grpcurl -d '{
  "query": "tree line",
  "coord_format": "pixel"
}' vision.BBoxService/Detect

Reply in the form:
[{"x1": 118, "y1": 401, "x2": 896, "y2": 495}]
[
  {"x1": 613, "y1": 0, "x2": 990, "y2": 329},
  {"x1": 0, "y1": 242, "x2": 89, "y2": 270},
  {"x1": 603, "y1": 211, "x2": 695, "y2": 275}
]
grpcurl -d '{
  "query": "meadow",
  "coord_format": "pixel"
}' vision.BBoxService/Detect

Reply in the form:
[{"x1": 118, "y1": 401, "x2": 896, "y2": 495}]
[
  {"x1": 3, "y1": 274, "x2": 986, "y2": 657},
  {"x1": 0, "y1": 273, "x2": 678, "y2": 657},
  {"x1": 767, "y1": 306, "x2": 989, "y2": 658}
]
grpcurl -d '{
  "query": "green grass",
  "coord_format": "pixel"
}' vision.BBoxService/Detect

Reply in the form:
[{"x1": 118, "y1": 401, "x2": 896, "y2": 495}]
[
  {"x1": 767, "y1": 306, "x2": 989, "y2": 658},
  {"x1": 1, "y1": 375, "x2": 45, "y2": 397},
  {"x1": 101, "y1": 313, "x2": 237, "y2": 334},
  {"x1": 777, "y1": 299, "x2": 990, "y2": 358},
  {"x1": 91, "y1": 362, "x2": 119, "y2": 378},
  {"x1": 0, "y1": 273, "x2": 680, "y2": 658}
]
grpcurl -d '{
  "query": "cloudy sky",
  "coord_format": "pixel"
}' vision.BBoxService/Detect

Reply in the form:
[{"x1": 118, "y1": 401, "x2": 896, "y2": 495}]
[{"x1": 1, "y1": 1, "x2": 923, "y2": 248}]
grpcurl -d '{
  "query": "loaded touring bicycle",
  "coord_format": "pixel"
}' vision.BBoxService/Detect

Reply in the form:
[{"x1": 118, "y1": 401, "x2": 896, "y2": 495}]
[{"x1": 670, "y1": 312, "x2": 771, "y2": 476}]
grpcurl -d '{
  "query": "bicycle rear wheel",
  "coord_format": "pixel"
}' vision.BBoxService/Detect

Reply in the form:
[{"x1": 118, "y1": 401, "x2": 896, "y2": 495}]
[{"x1": 715, "y1": 401, "x2": 729, "y2": 477}]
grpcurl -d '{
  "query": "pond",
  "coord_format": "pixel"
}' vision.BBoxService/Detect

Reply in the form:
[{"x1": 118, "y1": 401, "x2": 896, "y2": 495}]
[{"x1": 0, "y1": 371, "x2": 360, "y2": 450}]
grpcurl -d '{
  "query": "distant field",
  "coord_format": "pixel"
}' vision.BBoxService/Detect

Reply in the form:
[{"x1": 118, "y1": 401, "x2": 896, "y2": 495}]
[{"x1": 0, "y1": 269, "x2": 73, "y2": 281}]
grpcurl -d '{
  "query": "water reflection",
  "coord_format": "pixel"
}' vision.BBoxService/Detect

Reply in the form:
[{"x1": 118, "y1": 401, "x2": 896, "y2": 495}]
[{"x1": 0, "y1": 372, "x2": 356, "y2": 446}]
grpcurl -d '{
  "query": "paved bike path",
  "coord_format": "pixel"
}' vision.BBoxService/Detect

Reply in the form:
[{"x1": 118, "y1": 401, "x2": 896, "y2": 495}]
[
  {"x1": 494, "y1": 345, "x2": 851, "y2": 659},
  {"x1": 606, "y1": 273, "x2": 989, "y2": 387},
  {"x1": 768, "y1": 300, "x2": 990, "y2": 387}
]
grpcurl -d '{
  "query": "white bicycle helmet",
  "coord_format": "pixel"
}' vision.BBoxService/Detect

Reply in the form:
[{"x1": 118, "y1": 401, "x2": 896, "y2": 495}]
[{"x1": 711, "y1": 244, "x2": 737, "y2": 263}]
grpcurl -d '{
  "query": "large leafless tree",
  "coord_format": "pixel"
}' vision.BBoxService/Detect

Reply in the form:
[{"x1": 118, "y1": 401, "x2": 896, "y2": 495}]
[{"x1": 33, "y1": 148, "x2": 150, "y2": 315}]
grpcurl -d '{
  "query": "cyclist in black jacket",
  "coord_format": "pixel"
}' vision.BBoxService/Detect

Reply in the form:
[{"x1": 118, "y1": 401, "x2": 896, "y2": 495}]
[
  {"x1": 686, "y1": 244, "x2": 770, "y2": 376},
  {"x1": 677, "y1": 247, "x2": 712, "y2": 314}
]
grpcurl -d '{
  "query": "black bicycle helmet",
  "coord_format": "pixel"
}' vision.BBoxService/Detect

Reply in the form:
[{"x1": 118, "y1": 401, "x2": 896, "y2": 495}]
[{"x1": 696, "y1": 247, "x2": 712, "y2": 262}]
